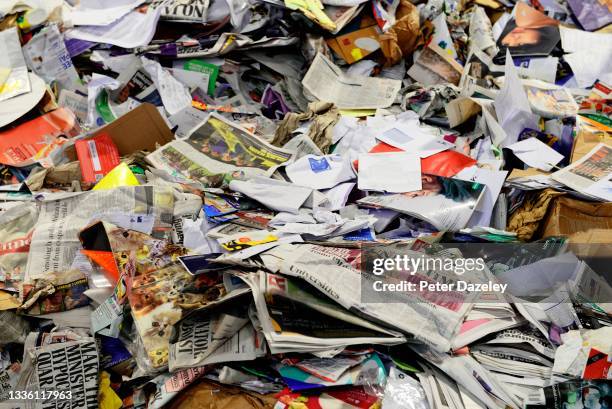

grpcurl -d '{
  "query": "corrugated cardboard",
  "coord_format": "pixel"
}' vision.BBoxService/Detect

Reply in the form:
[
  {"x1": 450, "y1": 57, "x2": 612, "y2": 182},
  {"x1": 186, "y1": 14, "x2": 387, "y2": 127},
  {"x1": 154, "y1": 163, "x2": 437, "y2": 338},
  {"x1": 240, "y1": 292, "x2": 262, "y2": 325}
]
[
  {"x1": 568, "y1": 229, "x2": 612, "y2": 269},
  {"x1": 541, "y1": 196, "x2": 612, "y2": 238},
  {"x1": 569, "y1": 229, "x2": 612, "y2": 243},
  {"x1": 92, "y1": 103, "x2": 174, "y2": 156}
]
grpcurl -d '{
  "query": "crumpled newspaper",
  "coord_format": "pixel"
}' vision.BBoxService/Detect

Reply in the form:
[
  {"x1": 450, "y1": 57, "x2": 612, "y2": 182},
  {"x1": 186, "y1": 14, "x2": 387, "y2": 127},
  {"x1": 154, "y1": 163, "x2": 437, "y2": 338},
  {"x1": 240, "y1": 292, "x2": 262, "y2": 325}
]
[{"x1": 272, "y1": 101, "x2": 340, "y2": 153}]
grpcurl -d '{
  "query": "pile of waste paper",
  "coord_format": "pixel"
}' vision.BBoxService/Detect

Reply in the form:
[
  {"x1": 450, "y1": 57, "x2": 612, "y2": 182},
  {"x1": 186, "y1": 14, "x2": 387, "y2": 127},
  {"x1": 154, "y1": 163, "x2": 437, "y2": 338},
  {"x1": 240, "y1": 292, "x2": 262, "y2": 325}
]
[{"x1": 0, "y1": 0, "x2": 611, "y2": 408}]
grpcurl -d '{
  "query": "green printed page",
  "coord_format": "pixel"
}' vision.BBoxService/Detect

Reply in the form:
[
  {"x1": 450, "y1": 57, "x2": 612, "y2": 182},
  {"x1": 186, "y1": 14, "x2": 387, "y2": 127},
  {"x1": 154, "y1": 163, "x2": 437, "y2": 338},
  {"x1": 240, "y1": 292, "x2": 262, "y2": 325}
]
[{"x1": 183, "y1": 60, "x2": 220, "y2": 95}]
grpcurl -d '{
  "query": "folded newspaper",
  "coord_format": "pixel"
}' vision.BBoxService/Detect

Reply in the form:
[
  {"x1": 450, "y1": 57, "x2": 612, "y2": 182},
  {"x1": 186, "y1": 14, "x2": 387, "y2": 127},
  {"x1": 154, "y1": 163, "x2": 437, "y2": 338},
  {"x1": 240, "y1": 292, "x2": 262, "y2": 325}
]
[{"x1": 147, "y1": 112, "x2": 294, "y2": 183}]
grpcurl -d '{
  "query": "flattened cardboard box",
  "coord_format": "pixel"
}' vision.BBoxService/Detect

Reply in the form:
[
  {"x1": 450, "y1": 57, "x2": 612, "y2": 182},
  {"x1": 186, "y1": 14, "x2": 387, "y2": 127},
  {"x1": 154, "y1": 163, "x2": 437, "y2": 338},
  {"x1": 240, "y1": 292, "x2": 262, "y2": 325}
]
[
  {"x1": 92, "y1": 103, "x2": 174, "y2": 156},
  {"x1": 541, "y1": 196, "x2": 612, "y2": 238},
  {"x1": 571, "y1": 127, "x2": 612, "y2": 163}
]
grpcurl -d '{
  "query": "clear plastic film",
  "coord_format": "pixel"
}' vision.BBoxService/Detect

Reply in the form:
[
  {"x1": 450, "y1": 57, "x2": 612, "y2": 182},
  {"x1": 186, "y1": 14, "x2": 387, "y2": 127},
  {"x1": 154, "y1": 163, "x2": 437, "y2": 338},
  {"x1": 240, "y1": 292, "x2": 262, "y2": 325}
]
[{"x1": 380, "y1": 367, "x2": 429, "y2": 409}]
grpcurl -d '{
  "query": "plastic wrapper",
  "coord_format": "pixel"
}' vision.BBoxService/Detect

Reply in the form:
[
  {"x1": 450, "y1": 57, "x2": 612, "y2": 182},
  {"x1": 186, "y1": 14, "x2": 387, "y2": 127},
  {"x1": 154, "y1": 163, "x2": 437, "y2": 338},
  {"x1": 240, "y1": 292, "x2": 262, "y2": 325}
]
[
  {"x1": 278, "y1": 353, "x2": 386, "y2": 391},
  {"x1": 92, "y1": 163, "x2": 140, "y2": 191},
  {"x1": 275, "y1": 386, "x2": 381, "y2": 408},
  {"x1": 381, "y1": 367, "x2": 429, "y2": 409}
]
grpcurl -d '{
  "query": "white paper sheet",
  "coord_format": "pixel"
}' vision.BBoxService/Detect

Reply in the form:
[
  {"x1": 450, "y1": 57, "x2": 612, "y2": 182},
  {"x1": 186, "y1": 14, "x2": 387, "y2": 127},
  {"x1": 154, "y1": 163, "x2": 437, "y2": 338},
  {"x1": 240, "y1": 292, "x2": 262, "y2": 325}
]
[
  {"x1": 376, "y1": 125, "x2": 453, "y2": 158},
  {"x1": 170, "y1": 68, "x2": 211, "y2": 91},
  {"x1": 583, "y1": 178, "x2": 612, "y2": 202},
  {"x1": 183, "y1": 217, "x2": 217, "y2": 254},
  {"x1": 321, "y1": 182, "x2": 355, "y2": 211},
  {"x1": 346, "y1": 59, "x2": 377, "y2": 77},
  {"x1": 358, "y1": 152, "x2": 422, "y2": 193},
  {"x1": 65, "y1": 0, "x2": 146, "y2": 26},
  {"x1": 516, "y1": 56, "x2": 558, "y2": 84},
  {"x1": 493, "y1": 51, "x2": 539, "y2": 147},
  {"x1": 456, "y1": 166, "x2": 508, "y2": 228},
  {"x1": 285, "y1": 154, "x2": 355, "y2": 190},
  {"x1": 142, "y1": 57, "x2": 192, "y2": 116},
  {"x1": 560, "y1": 27, "x2": 612, "y2": 88},
  {"x1": 66, "y1": 6, "x2": 164, "y2": 48},
  {"x1": 497, "y1": 252, "x2": 581, "y2": 297},
  {"x1": 229, "y1": 177, "x2": 313, "y2": 214},
  {"x1": 507, "y1": 138, "x2": 564, "y2": 172}
]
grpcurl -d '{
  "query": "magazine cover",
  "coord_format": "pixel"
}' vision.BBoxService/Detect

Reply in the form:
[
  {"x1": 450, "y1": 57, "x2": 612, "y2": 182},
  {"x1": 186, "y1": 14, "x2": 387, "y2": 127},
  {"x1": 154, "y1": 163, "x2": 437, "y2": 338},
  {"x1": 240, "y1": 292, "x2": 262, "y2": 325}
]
[
  {"x1": 494, "y1": 2, "x2": 560, "y2": 64},
  {"x1": 459, "y1": 48, "x2": 503, "y2": 98},
  {"x1": 128, "y1": 261, "x2": 229, "y2": 370},
  {"x1": 357, "y1": 175, "x2": 485, "y2": 231}
]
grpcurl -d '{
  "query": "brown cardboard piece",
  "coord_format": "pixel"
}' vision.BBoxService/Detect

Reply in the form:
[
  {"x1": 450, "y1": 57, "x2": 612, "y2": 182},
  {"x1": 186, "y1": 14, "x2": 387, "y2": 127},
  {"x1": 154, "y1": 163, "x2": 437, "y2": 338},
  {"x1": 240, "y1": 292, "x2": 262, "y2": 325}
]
[
  {"x1": 541, "y1": 196, "x2": 612, "y2": 238},
  {"x1": 569, "y1": 229, "x2": 612, "y2": 243},
  {"x1": 507, "y1": 167, "x2": 550, "y2": 180},
  {"x1": 571, "y1": 131, "x2": 612, "y2": 163},
  {"x1": 379, "y1": 0, "x2": 421, "y2": 66},
  {"x1": 92, "y1": 103, "x2": 174, "y2": 156},
  {"x1": 567, "y1": 229, "x2": 612, "y2": 266},
  {"x1": 167, "y1": 379, "x2": 278, "y2": 409},
  {"x1": 0, "y1": 290, "x2": 21, "y2": 310},
  {"x1": 571, "y1": 117, "x2": 612, "y2": 163}
]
